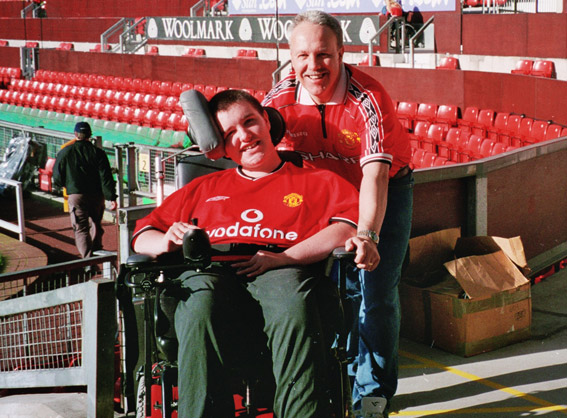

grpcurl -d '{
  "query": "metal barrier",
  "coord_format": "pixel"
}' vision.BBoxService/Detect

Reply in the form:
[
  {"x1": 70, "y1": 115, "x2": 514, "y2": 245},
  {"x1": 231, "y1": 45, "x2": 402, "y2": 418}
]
[
  {"x1": 0, "y1": 254, "x2": 118, "y2": 417},
  {"x1": 0, "y1": 178, "x2": 26, "y2": 241}
]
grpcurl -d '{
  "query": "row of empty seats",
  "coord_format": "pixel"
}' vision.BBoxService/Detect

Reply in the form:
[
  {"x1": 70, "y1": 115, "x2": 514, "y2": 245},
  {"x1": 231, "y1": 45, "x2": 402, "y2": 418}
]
[
  {"x1": 31, "y1": 70, "x2": 270, "y2": 101},
  {"x1": 511, "y1": 59, "x2": 556, "y2": 78},
  {"x1": 0, "y1": 66, "x2": 21, "y2": 87},
  {"x1": 0, "y1": 89, "x2": 189, "y2": 131},
  {"x1": 235, "y1": 49, "x2": 259, "y2": 59},
  {"x1": 401, "y1": 102, "x2": 567, "y2": 168}
]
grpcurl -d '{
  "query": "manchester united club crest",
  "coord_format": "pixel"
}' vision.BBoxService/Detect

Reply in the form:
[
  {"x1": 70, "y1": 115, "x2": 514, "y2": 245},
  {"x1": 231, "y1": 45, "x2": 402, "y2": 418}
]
[
  {"x1": 339, "y1": 129, "x2": 361, "y2": 150},
  {"x1": 283, "y1": 193, "x2": 304, "y2": 208}
]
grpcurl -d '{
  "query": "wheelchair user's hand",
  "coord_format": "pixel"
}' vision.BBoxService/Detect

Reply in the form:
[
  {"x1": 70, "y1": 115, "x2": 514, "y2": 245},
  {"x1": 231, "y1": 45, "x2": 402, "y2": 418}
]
[
  {"x1": 344, "y1": 236, "x2": 380, "y2": 272},
  {"x1": 232, "y1": 250, "x2": 291, "y2": 278},
  {"x1": 163, "y1": 222, "x2": 202, "y2": 253}
]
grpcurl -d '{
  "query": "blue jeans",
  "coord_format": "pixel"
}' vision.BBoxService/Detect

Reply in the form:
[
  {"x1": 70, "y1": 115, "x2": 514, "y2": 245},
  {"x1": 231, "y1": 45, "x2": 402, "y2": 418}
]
[{"x1": 349, "y1": 172, "x2": 414, "y2": 409}]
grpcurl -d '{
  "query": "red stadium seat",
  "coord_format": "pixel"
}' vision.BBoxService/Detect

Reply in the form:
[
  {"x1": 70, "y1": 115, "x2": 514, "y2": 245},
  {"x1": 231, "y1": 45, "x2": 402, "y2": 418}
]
[
  {"x1": 121, "y1": 106, "x2": 135, "y2": 124},
  {"x1": 433, "y1": 156, "x2": 448, "y2": 166},
  {"x1": 478, "y1": 138, "x2": 496, "y2": 158},
  {"x1": 121, "y1": 77, "x2": 134, "y2": 92},
  {"x1": 140, "y1": 79, "x2": 153, "y2": 93},
  {"x1": 530, "y1": 60, "x2": 556, "y2": 78},
  {"x1": 131, "y1": 78, "x2": 143, "y2": 92},
  {"x1": 512, "y1": 117, "x2": 533, "y2": 146},
  {"x1": 104, "y1": 89, "x2": 116, "y2": 104},
  {"x1": 415, "y1": 103, "x2": 438, "y2": 124},
  {"x1": 164, "y1": 95, "x2": 179, "y2": 113},
  {"x1": 193, "y1": 84, "x2": 206, "y2": 95},
  {"x1": 528, "y1": 120, "x2": 549, "y2": 144},
  {"x1": 254, "y1": 90, "x2": 266, "y2": 102},
  {"x1": 411, "y1": 148, "x2": 427, "y2": 168},
  {"x1": 83, "y1": 101, "x2": 95, "y2": 117},
  {"x1": 166, "y1": 113, "x2": 182, "y2": 131},
  {"x1": 423, "y1": 124, "x2": 446, "y2": 152},
  {"x1": 154, "y1": 111, "x2": 170, "y2": 129},
  {"x1": 490, "y1": 142, "x2": 508, "y2": 156},
  {"x1": 544, "y1": 124, "x2": 563, "y2": 141},
  {"x1": 358, "y1": 54, "x2": 379, "y2": 66},
  {"x1": 471, "y1": 109, "x2": 495, "y2": 137},
  {"x1": 396, "y1": 101, "x2": 418, "y2": 130},
  {"x1": 159, "y1": 81, "x2": 173, "y2": 96},
  {"x1": 171, "y1": 82, "x2": 184, "y2": 96},
  {"x1": 435, "y1": 104, "x2": 458, "y2": 131},
  {"x1": 132, "y1": 108, "x2": 146, "y2": 124},
  {"x1": 38, "y1": 158, "x2": 56, "y2": 192},
  {"x1": 457, "y1": 106, "x2": 479, "y2": 132},
  {"x1": 102, "y1": 103, "x2": 114, "y2": 120},
  {"x1": 111, "y1": 105, "x2": 124, "y2": 122},
  {"x1": 499, "y1": 114, "x2": 522, "y2": 146},
  {"x1": 245, "y1": 49, "x2": 259, "y2": 59},
  {"x1": 462, "y1": 134, "x2": 483, "y2": 161},
  {"x1": 409, "y1": 121, "x2": 430, "y2": 148},
  {"x1": 436, "y1": 56, "x2": 460, "y2": 70},
  {"x1": 153, "y1": 95, "x2": 167, "y2": 111},
  {"x1": 146, "y1": 46, "x2": 159, "y2": 56},
  {"x1": 486, "y1": 112, "x2": 509, "y2": 141},
  {"x1": 235, "y1": 49, "x2": 247, "y2": 58},
  {"x1": 142, "y1": 109, "x2": 159, "y2": 127},
  {"x1": 142, "y1": 93, "x2": 156, "y2": 109},
  {"x1": 511, "y1": 59, "x2": 534, "y2": 75},
  {"x1": 562, "y1": 128, "x2": 567, "y2": 137},
  {"x1": 421, "y1": 151, "x2": 438, "y2": 168},
  {"x1": 132, "y1": 92, "x2": 145, "y2": 109},
  {"x1": 204, "y1": 85, "x2": 217, "y2": 100}
]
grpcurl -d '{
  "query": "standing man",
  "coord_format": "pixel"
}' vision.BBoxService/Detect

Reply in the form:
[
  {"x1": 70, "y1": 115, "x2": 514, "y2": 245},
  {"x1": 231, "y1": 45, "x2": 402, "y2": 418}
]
[
  {"x1": 263, "y1": 10, "x2": 413, "y2": 418},
  {"x1": 53, "y1": 122, "x2": 117, "y2": 258}
]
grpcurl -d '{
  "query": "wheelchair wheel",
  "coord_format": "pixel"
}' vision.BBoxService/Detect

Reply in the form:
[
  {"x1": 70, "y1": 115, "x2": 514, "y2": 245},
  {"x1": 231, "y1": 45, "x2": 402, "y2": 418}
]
[{"x1": 136, "y1": 373, "x2": 147, "y2": 418}]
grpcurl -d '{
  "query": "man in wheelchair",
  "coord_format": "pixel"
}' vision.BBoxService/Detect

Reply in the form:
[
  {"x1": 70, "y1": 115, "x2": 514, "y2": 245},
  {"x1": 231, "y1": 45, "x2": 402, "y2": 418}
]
[{"x1": 131, "y1": 90, "x2": 362, "y2": 417}]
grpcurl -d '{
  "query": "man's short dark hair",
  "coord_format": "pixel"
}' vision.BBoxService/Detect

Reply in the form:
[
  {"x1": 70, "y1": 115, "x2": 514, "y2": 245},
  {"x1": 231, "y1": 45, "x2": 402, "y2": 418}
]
[
  {"x1": 291, "y1": 10, "x2": 343, "y2": 49},
  {"x1": 208, "y1": 89, "x2": 264, "y2": 117}
]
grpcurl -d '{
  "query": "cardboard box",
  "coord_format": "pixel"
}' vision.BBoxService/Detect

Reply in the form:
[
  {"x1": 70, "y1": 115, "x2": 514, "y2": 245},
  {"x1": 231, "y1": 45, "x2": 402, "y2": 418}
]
[{"x1": 400, "y1": 228, "x2": 532, "y2": 357}]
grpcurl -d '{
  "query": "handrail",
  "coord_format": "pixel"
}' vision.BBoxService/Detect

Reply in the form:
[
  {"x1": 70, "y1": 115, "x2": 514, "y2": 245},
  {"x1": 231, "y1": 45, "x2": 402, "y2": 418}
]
[
  {"x1": 20, "y1": 2, "x2": 35, "y2": 18},
  {"x1": 367, "y1": 16, "x2": 399, "y2": 62},
  {"x1": 191, "y1": 0, "x2": 206, "y2": 16},
  {"x1": 0, "y1": 178, "x2": 25, "y2": 241},
  {"x1": 409, "y1": 16, "x2": 435, "y2": 68},
  {"x1": 101, "y1": 18, "x2": 133, "y2": 53},
  {"x1": 119, "y1": 17, "x2": 147, "y2": 54},
  {"x1": 272, "y1": 59, "x2": 291, "y2": 86}
]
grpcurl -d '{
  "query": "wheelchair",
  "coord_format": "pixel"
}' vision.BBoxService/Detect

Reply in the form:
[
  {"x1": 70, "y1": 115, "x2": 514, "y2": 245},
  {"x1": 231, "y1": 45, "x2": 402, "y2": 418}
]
[{"x1": 116, "y1": 228, "x2": 356, "y2": 418}]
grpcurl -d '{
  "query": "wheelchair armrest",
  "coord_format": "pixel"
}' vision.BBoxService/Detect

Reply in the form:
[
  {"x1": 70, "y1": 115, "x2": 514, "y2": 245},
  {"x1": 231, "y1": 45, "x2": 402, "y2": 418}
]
[
  {"x1": 332, "y1": 247, "x2": 356, "y2": 262},
  {"x1": 126, "y1": 253, "x2": 157, "y2": 267}
]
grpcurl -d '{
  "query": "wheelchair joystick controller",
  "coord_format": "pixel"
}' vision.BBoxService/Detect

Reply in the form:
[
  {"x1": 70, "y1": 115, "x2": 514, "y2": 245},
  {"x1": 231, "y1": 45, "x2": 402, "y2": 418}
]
[{"x1": 182, "y1": 228, "x2": 212, "y2": 270}]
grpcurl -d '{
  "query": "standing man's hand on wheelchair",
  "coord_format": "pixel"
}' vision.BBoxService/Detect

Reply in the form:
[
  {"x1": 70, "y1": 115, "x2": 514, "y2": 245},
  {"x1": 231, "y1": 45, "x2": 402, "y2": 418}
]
[{"x1": 344, "y1": 236, "x2": 380, "y2": 272}]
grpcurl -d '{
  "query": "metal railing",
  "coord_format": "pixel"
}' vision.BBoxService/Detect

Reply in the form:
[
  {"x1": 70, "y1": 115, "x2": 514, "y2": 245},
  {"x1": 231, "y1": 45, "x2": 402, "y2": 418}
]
[
  {"x1": 272, "y1": 59, "x2": 291, "y2": 87},
  {"x1": 368, "y1": 16, "x2": 399, "y2": 60},
  {"x1": 0, "y1": 254, "x2": 118, "y2": 417},
  {"x1": 0, "y1": 178, "x2": 26, "y2": 241},
  {"x1": 410, "y1": 16, "x2": 435, "y2": 68}
]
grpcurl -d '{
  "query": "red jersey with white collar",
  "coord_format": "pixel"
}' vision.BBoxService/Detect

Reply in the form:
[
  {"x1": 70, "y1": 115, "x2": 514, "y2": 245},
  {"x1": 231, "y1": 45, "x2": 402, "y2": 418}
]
[
  {"x1": 132, "y1": 162, "x2": 358, "y2": 248},
  {"x1": 263, "y1": 64, "x2": 411, "y2": 189}
]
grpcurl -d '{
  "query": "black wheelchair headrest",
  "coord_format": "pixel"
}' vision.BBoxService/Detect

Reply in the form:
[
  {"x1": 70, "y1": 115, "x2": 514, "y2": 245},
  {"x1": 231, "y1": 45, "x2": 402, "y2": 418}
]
[{"x1": 179, "y1": 89, "x2": 285, "y2": 160}]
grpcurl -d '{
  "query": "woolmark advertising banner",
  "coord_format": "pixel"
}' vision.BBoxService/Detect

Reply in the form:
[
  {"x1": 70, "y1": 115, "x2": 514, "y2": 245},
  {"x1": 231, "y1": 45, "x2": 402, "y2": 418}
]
[
  {"x1": 228, "y1": 0, "x2": 455, "y2": 14},
  {"x1": 146, "y1": 15, "x2": 385, "y2": 46}
]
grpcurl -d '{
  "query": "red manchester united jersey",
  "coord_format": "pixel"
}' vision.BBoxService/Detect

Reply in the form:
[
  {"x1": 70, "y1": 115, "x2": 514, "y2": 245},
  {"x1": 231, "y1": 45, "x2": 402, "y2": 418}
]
[
  {"x1": 263, "y1": 64, "x2": 411, "y2": 188},
  {"x1": 133, "y1": 162, "x2": 358, "y2": 248}
]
